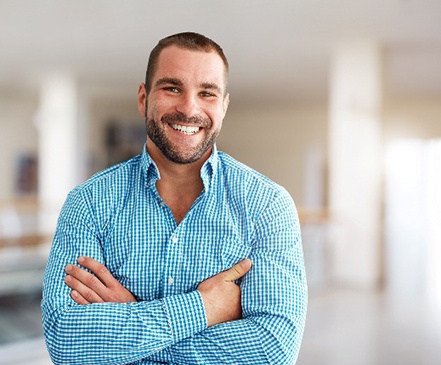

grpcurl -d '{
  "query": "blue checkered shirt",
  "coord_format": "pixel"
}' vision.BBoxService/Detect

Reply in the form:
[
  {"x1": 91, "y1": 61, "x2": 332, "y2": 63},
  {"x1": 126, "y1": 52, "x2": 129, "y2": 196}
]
[{"x1": 42, "y1": 144, "x2": 307, "y2": 365}]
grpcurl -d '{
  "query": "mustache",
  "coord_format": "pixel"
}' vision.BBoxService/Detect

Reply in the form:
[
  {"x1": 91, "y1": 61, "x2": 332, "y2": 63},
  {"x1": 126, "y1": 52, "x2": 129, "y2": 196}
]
[{"x1": 161, "y1": 112, "x2": 212, "y2": 128}]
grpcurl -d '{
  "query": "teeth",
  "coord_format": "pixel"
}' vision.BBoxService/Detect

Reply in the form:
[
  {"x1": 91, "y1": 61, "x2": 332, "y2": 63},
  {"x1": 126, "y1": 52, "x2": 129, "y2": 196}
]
[{"x1": 171, "y1": 124, "x2": 200, "y2": 135}]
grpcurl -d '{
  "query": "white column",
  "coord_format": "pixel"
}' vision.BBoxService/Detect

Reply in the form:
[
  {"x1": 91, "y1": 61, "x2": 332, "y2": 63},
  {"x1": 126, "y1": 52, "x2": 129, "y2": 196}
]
[
  {"x1": 328, "y1": 40, "x2": 383, "y2": 287},
  {"x1": 35, "y1": 74, "x2": 88, "y2": 234},
  {"x1": 385, "y1": 140, "x2": 441, "y2": 309}
]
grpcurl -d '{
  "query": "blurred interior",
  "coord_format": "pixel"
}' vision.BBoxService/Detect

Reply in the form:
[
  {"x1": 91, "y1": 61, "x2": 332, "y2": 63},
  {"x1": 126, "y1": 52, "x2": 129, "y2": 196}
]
[{"x1": 1, "y1": 1, "x2": 441, "y2": 364}]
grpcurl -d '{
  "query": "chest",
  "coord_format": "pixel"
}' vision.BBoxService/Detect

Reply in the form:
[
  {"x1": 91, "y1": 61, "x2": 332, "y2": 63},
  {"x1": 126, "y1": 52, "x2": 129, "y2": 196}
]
[
  {"x1": 102, "y1": 191, "x2": 252, "y2": 301},
  {"x1": 165, "y1": 197, "x2": 193, "y2": 225}
]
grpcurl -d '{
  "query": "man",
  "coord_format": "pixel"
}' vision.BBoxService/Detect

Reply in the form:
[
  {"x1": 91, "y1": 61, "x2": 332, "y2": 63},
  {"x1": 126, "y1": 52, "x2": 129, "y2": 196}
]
[{"x1": 42, "y1": 32, "x2": 307, "y2": 364}]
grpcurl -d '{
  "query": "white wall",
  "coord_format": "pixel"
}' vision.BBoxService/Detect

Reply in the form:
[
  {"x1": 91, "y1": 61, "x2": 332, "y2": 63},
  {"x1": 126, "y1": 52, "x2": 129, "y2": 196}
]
[
  {"x1": 384, "y1": 98, "x2": 441, "y2": 141},
  {"x1": 218, "y1": 102, "x2": 328, "y2": 207}
]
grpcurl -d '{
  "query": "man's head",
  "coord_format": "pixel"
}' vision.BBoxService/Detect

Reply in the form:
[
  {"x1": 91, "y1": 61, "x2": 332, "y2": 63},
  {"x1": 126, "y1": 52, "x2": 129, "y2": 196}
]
[
  {"x1": 145, "y1": 32, "x2": 229, "y2": 96},
  {"x1": 138, "y1": 32, "x2": 230, "y2": 165}
]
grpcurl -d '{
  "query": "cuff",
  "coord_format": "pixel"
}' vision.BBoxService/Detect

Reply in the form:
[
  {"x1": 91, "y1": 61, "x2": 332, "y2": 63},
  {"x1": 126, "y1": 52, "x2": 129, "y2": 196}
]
[{"x1": 162, "y1": 290, "x2": 207, "y2": 343}]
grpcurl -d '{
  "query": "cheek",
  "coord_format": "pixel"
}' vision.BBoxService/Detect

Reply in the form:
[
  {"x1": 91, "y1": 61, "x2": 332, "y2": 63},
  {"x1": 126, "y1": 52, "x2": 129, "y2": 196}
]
[
  {"x1": 147, "y1": 98, "x2": 176, "y2": 120},
  {"x1": 146, "y1": 102, "x2": 162, "y2": 121},
  {"x1": 209, "y1": 107, "x2": 226, "y2": 128}
]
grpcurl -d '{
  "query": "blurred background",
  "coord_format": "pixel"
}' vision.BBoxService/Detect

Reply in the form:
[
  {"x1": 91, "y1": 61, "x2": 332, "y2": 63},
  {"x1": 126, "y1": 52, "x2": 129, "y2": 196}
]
[{"x1": 1, "y1": 0, "x2": 441, "y2": 364}]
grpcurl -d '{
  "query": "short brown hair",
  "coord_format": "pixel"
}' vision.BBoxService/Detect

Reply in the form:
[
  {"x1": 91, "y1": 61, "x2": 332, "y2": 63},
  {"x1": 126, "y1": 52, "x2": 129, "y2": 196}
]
[{"x1": 145, "y1": 32, "x2": 229, "y2": 95}]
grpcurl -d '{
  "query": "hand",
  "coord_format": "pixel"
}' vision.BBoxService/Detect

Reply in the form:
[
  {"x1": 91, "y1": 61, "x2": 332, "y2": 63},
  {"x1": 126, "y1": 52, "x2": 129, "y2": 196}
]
[
  {"x1": 65, "y1": 256, "x2": 137, "y2": 304},
  {"x1": 197, "y1": 259, "x2": 252, "y2": 327}
]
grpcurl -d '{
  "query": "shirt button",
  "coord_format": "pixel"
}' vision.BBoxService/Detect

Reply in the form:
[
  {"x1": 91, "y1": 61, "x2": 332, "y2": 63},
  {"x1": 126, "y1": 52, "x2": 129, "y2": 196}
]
[
  {"x1": 168, "y1": 277, "x2": 174, "y2": 285},
  {"x1": 171, "y1": 237, "x2": 178, "y2": 244}
]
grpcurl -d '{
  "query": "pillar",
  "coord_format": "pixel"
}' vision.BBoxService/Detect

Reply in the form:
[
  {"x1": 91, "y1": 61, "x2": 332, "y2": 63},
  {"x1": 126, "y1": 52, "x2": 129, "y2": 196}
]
[
  {"x1": 35, "y1": 74, "x2": 88, "y2": 234},
  {"x1": 328, "y1": 40, "x2": 383, "y2": 287}
]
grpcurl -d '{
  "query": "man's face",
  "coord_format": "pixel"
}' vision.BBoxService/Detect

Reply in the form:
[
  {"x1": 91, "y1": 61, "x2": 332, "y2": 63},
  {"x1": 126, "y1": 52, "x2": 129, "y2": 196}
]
[{"x1": 138, "y1": 45, "x2": 229, "y2": 164}]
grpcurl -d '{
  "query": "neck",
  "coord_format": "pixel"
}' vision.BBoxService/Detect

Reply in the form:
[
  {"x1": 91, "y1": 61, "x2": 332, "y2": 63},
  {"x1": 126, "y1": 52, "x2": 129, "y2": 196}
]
[{"x1": 146, "y1": 140, "x2": 210, "y2": 224}]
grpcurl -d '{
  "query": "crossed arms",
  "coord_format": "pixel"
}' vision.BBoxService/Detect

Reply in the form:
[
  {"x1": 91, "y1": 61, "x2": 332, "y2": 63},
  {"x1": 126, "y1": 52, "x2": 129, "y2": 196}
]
[
  {"x1": 65, "y1": 256, "x2": 252, "y2": 328},
  {"x1": 41, "y1": 190, "x2": 307, "y2": 365}
]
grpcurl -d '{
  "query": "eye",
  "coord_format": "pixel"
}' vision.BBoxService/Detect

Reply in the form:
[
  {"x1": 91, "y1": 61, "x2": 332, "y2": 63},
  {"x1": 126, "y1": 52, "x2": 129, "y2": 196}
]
[
  {"x1": 164, "y1": 87, "x2": 180, "y2": 93},
  {"x1": 200, "y1": 91, "x2": 217, "y2": 98}
]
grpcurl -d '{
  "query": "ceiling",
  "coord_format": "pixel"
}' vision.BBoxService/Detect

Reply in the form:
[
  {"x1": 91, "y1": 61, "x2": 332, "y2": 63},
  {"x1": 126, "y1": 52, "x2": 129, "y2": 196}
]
[{"x1": 1, "y1": 0, "x2": 441, "y2": 103}]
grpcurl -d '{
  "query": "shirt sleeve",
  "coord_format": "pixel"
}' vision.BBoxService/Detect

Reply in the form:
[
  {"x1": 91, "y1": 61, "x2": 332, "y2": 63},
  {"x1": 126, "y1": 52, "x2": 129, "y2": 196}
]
[
  {"x1": 164, "y1": 190, "x2": 308, "y2": 364},
  {"x1": 41, "y1": 190, "x2": 207, "y2": 365}
]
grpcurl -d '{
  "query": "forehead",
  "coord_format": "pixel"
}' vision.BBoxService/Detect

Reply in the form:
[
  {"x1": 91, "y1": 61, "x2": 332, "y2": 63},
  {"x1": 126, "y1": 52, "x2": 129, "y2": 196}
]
[{"x1": 154, "y1": 46, "x2": 227, "y2": 88}]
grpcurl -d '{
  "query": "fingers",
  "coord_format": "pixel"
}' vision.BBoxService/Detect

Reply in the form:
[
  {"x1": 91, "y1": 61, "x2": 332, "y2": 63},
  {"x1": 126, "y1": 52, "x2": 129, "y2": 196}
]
[
  {"x1": 65, "y1": 261, "x2": 108, "y2": 300},
  {"x1": 65, "y1": 257, "x2": 138, "y2": 304},
  {"x1": 197, "y1": 259, "x2": 251, "y2": 326},
  {"x1": 65, "y1": 272, "x2": 104, "y2": 303},
  {"x1": 221, "y1": 259, "x2": 252, "y2": 282},
  {"x1": 71, "y1": 290, "x2": 91, "y2": 305},
  {"x1": 77, "y1": 256, "x2": 116, "y2": 287}
]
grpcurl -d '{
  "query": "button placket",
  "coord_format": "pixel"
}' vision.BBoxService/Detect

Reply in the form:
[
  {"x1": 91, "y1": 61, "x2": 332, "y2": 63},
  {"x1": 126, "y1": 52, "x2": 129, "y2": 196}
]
[{"x1": 163, "y1": 232, "x2": 182, "y2": 294}]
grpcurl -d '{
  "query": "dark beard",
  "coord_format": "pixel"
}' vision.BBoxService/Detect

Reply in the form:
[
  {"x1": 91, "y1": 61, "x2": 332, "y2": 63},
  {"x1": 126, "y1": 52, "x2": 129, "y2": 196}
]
[{"x1": 146, "y1": 112, "x2": 219, "y2": 164}]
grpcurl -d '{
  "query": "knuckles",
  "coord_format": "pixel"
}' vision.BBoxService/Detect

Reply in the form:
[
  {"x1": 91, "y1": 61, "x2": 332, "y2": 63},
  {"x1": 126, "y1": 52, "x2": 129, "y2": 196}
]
[
  {"x1": 86, "y1": 275, "x2": 100, "y2": 288},
  {"x1": 83, "y1": 289, "x2": 96, "y2": 302},
  {"x1": 97, "y1": 265, "x2": 108, "y2": 276}
]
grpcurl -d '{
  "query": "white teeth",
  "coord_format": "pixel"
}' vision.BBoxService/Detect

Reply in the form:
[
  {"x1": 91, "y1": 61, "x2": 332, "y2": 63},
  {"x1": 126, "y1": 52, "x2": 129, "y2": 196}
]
[{"x1": 171, "y1": 124, "x2": 200, "y2": 135}]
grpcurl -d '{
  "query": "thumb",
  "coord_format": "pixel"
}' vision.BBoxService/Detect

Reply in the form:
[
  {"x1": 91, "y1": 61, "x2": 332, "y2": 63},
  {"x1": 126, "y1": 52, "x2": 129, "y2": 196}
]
[{"x1": 222, "y1": 259, "x2": 252, "y2": 282}]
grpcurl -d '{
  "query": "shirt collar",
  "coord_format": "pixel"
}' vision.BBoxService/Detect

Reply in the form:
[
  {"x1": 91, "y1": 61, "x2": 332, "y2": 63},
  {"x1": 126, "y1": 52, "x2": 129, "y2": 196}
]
[
  {"x1": 200, "y1": 144, "x2": 218, "y2": 192},
  {"x1": 141, "y1": 143, "x2": 218, "y2": 192}
]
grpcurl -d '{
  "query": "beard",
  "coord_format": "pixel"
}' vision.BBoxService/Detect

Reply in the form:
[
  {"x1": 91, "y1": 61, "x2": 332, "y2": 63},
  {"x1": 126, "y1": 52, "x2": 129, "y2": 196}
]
[{"x1": 146, "y1": 111, "x2": 220, "y2": 164}]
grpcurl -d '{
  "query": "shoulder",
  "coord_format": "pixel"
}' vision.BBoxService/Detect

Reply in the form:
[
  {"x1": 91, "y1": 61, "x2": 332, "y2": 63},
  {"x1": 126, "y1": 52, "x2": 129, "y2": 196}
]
[
  {"x1": 217, "y1": 151, "x2": 294, "y2": 212},
  {"x1": 76, "y1": 155, "x2": 141, "y2": 193},
  {"x1": 83, "y1": 154, "x2": 142, "y2": 189},
  {"x1": 218, "y1": 151, "x2": 287, "y2": 194},
  {"x1": 63, "y1": 155, "x2": 142, "y2": 214}
]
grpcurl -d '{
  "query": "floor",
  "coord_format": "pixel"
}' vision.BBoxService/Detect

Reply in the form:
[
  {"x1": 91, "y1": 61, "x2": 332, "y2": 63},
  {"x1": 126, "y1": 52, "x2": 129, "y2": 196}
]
[
  {"x1": 0, "y1": 288, "x2": 440, "y2": 364},
  {"x1": 298, "y1": 288, "x2": 441, "y2": 365}
]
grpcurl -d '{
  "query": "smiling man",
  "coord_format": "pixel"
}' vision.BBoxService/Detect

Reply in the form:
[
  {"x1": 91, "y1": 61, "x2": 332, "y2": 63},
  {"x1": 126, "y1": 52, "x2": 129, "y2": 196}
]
[
  {"x1": 41, "y1": 32, "x2": 307, "y2": 365},
  {"x1": 145, "y1": 47, "x2": 227, "y2": 165}
]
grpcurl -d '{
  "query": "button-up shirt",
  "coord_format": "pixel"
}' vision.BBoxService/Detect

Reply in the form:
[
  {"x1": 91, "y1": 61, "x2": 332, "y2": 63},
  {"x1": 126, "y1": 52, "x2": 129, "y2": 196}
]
[{"x1": 42, "y1": 144, "x2": 307, "y2": 365}]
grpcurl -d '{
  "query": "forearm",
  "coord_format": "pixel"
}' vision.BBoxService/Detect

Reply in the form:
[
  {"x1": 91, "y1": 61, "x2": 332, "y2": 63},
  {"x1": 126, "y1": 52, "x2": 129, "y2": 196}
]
[
  {"x1": 165, "y1": 256, "x2": 307, "y2": 365},
  {"x1": 169, "y1": 315, "x2": 303, "y2": 365},
  {"x1": 42, "y1": 291, "x2": 206, "y2": 365},
  {"x1": 166, "y1": 270, "x2": 306, "y2": 365}
]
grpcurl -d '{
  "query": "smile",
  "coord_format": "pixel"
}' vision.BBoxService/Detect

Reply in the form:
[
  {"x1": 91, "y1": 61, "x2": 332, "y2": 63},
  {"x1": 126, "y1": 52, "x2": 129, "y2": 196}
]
[{"x1": 170, "y1": 124, "x2": 200, "y2": 135}]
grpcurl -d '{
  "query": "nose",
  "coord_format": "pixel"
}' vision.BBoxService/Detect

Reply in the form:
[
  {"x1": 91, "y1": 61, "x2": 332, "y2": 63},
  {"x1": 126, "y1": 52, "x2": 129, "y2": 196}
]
[{"x1": 175, "y1": 93, "x2": 200, "y2": 117}]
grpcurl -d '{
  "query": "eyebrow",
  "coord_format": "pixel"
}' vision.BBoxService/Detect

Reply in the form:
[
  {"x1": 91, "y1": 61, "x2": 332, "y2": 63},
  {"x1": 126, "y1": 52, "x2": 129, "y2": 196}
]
[
  {"x1": 200, "y1": 82, "x2": 223, "y2": 95},
  {"x1": 155, "y1": 77, "x2": 183, "y2": 87}
]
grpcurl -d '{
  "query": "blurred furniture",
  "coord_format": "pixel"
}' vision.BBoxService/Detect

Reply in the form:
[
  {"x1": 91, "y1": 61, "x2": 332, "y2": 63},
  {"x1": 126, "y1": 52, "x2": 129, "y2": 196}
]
[{"x1": 0, "y1": 198, "x2": 51, "y2": 296}]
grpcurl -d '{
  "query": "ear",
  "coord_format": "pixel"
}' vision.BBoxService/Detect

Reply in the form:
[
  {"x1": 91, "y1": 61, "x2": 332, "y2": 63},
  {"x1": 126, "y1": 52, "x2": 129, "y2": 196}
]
[
  {"x1": 137, "y1": 83, "x2": 147, "y2": 117},
  {"x1": 222, "y1": 92, "x2": 230, "y2": 116}
]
